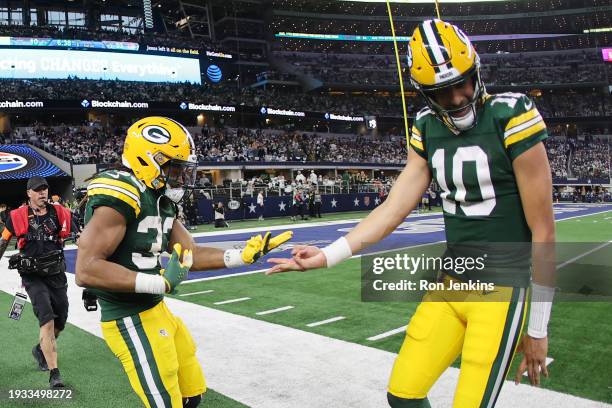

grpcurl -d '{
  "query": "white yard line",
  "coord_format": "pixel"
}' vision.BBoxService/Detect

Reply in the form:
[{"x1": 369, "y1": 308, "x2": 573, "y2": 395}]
[
  {"x1": 255, "y1": 306, "x2": 294, "y2": 316},
  {"x1": 182, "y1": 208, "x2": 612, "y2": 284},
  {"x1": 306, "y1": 316, "x2": 346, "y2": 327},
  {"x1": 184, "y1": 268, "x2": 268, "y2": 284},
  {"x1": 0, "y1": 265, "x2": 608, "y2": 408},
  {"x1": 190, "y1": 211, "x2": 442, "y2": 238},
  {"x1": 556, "y1": 209, "x2": 611, "y2": 222},
  {"x1": 214, "y1": 297, "x2": 251, "y2": 305},
  {"x1": 367, "y1": 326, "x2": 407, "y2": 342},
  {"x1": 178, "y1": 289, "x2": 214, "y2": 297},
  {"x1": 557, "y1": 241, "x2": 612, "y2": 270}
]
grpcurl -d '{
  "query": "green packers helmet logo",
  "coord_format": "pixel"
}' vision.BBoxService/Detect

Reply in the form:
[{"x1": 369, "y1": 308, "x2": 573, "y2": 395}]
[{"x1": 142, "y1": 125, "x2": 171, "y2": 145}]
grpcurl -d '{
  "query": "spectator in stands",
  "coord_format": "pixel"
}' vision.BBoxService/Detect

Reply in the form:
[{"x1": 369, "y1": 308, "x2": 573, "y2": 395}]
[
  {"x1": 214, "y1": 202, "x2": 229, "y2": 228},
  {"x1": 257, "y1": 190, "x2": 265, "y2": 221},
  {"x1": 314, "y1": 190, "x2": 322, "y2": 218},
  {"x1": 295, "y1": 170, "x2": 306, "y2": 185},
  {"x1": 309, "y1": 170, "x2": 318, "y2": 185}
]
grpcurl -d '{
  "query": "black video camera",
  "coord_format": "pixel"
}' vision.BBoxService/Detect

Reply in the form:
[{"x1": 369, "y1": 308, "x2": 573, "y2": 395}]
[{"x1": 82, "y1": 289, "x2": 98, "y2": 312}]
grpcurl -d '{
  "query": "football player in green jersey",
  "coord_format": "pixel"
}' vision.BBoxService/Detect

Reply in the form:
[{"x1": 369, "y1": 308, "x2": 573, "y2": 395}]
[
  {"x1": 75, "y1": 116, "x2": 292, "y2": 408},
  {"x1": 267, "y1": 20, "x2": 555, "y2": 408}
]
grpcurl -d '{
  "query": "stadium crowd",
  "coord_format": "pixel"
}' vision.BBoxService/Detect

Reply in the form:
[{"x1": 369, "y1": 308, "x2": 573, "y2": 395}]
[
  {"x1": 1, "y1": 77, "x2": 610, "y2": 118},
  {"x1": 0, "y1": 24, "x2": 219, "y2": 50},
  {"x1": 15, "y1": 125, "x2": 407, "y2": 165},
  {"x1": 11, "y1": 124, "x2": 609, "y2": 181},
  {"x1": 276, "y1": 49, "x2": 610, "y2": 86}
]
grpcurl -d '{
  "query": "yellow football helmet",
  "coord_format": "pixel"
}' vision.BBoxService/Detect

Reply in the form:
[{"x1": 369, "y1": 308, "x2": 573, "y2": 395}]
[
  {"x1": 122, "y1": 117, "x2": 197, "y2": 201},
  {"x1": 408, "y1": 19, "x2": 486, "y2": 132}
]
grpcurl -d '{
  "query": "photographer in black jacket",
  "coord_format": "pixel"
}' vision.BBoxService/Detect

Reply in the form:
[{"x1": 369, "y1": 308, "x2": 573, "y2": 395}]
[{"x1": 0, "y1": 177, "x2": 72, "y2": 389}]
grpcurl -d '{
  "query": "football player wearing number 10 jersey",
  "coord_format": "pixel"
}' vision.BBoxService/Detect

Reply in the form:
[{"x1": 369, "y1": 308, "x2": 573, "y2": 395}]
[
  {"x1": 76, "y1": 117, "x2": 292, "y2": 408},
  {"x1": 267, "y1": 20, "x2": 555, "y2": 408}
]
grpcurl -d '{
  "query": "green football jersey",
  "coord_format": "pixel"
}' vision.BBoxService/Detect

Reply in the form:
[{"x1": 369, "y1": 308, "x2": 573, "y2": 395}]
[
  {"x1": 410, "y1": 92, "x2": 548, "y2": 286},
  {"x1": 84, "y1": 169, "x2": 176, "y2": 321}
]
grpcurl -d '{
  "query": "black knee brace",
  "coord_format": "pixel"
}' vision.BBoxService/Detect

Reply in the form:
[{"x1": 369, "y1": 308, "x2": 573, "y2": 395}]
[
  {"x1": 387, "y1": 392, "x2": 431, "y2": 408},
  {"x1": 183, "y1": 394, "x2": 202, "y2": 408}
]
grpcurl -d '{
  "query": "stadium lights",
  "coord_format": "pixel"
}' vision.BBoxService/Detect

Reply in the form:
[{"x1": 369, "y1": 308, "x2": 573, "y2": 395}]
[
  {"x1": 583, "y1": 27, "x2": 612, "y2": 33},
  {"x1": 341, "y1": 0, "x2": 508, "y2": 3}
]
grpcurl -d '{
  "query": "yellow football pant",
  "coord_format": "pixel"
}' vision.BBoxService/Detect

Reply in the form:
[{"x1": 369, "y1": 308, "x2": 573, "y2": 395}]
[
  {"x1": 388, "y1": 279, "x2": 527, "y2": 408},
  {"x1": 101, "y1": 301, "x2": 206, "y2": 408}
]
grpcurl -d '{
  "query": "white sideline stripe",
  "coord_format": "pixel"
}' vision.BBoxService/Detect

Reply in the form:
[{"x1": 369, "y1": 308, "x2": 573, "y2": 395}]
[
  {"x1": 179, "y1": 290, "x2": 214, "y2": 297},
  {"x1": 214, "y1": 297, "x2": 251, "y2": 305},
  {"x1": 184, "y1": 241, "x2": 447, "y2": 284},
  {"x1": 183, "y1": 207, "x2": 612, "y2": 285},
  {"x1": 307, "y1": 316, "x2": 346, "y2": 327},
  {"x1": 3, "y1": 205, "x2": 608, "y2": 261},
  {"x1": 256, "y1": 306, "x2": 294, "y2": 315},
  {"x1": 184, "y1": 268, "x2": 268, "y2": 284},
  {"x1": 557, "y1": 209, "x2": 611, "y2": 222},
  {"x1": 189, "y1": 211, "x2": 442, "y2": 238},
  {"x1": 0, "y1": 268, "x2": 608, "y2": 408},
  {"x1": 557, "y1": 241, "x2": 612, "y2": 270},
  {"x1": 367, "y1": 325, "x2": 407, "y2": 342}
]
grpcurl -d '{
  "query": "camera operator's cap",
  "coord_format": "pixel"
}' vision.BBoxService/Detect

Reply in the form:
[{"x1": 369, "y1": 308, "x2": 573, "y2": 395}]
[{"x1": 27, "y1": 176, "x2": 49, "y2": 191}]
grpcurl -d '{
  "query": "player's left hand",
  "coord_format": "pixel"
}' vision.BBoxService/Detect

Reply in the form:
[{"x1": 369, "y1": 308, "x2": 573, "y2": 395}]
[
  {"x1": 161, "y1": 243, "x2": 193, "y2": 294},
  {"x1": 514, "y1": 335, "x2": 549, "y2": 386},
  {"x1": 241, "y1": 231, "x2": 293, "y2": 264}
]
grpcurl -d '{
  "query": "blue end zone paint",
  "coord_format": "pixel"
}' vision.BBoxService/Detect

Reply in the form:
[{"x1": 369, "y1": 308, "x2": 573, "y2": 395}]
[{"x1": 62, "y1": 204, "x2": 612, "y2": 280}]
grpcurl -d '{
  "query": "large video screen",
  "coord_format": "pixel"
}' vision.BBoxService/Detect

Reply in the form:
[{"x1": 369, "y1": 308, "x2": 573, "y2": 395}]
[
  {"x1": 0, "y1": 145, "x2": 67, "y2": 180},
  {"x1": 0, "y1": 48, "x2": 201, "y2": 84}
]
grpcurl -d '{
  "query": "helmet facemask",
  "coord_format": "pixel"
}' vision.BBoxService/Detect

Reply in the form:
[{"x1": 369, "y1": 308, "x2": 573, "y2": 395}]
[
  {"x1": 156, "y1": 153, "x2": 198, "y2": 203},
  {"x1": 416, "y1": 63, "x2": 486, "y2": 134},
  {"x1": 407, "y1": 20, "x2": 487, "y2": 134}
]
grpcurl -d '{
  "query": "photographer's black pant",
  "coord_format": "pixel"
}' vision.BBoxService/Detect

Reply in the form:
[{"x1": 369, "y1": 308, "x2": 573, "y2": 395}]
[{"x1": 21, "y1": 267, "x2": 69, "y2": 332}]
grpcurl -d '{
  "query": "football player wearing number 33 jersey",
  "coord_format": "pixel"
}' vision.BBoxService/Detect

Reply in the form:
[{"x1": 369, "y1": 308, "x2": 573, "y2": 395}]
[
  {"x1": 267, "y1": 20, "x2": 555, "y2": 408},
  {"x1": 75, "y1": 117, "x2": 292, "y2": 408}
]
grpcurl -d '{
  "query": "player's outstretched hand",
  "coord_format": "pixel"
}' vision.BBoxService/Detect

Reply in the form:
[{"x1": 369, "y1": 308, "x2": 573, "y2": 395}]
[
  {"x1": 266, "y1": 245, "x2": 327, "y2": 274},
  {"x1": 161, "y1": 243, "x2": 193, "y2": 294},
  {"x1": 242, "y1": 231, "x2": 293, "y2": 264},
  {"x1": 514, "y1": 335, "x2": 549, "y2": 386}
]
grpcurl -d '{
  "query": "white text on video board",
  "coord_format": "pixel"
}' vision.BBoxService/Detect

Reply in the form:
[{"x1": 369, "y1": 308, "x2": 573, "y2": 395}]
[{"x1": 0, "y1": 49, "x2": 201, "y2": 84}]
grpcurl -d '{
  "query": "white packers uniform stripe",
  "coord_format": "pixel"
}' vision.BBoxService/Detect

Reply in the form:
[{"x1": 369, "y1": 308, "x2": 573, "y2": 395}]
[
  {"x1": 504, "y1": 108, "x2": 546, "y2": 147},
  {"x1": 123, "y1": 316, "x2": 167, "y2": 408},
  {"x1": 410, "y1": 126, "x2": 424, "y2": 151},
  {"x1": 87, "y1": 180, "x2": 142, "y2": 216},
  {"x1": 486, "y1": 287, "x2": 526, "y2": 408}
]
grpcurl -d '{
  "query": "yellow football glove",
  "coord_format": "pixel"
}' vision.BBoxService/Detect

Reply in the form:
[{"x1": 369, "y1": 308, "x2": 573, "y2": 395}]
[
  {"x1": 241, "y1": 231, "x2": 293, "y2": 264},
  {"x1": 160, "y1": 243, "x2": 193, "y2": 294}
]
